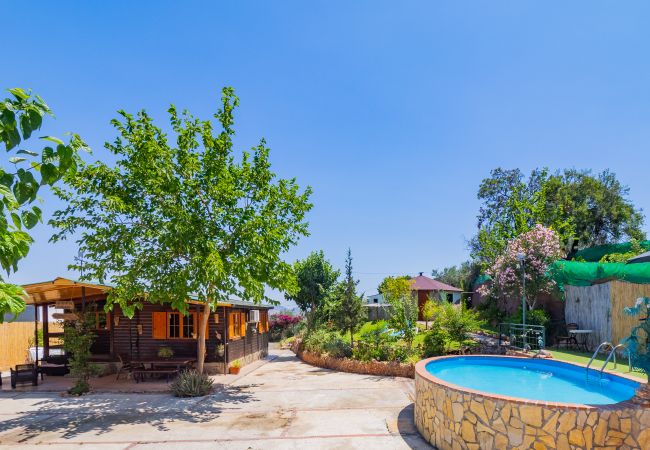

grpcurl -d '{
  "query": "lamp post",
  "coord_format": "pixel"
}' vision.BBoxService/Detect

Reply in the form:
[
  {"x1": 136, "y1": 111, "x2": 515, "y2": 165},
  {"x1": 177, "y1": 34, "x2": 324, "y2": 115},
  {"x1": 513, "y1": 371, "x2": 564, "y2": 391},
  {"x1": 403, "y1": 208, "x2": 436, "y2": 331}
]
[{"x1": 516, "y1": 252, "x2": 526, "y2": 327}]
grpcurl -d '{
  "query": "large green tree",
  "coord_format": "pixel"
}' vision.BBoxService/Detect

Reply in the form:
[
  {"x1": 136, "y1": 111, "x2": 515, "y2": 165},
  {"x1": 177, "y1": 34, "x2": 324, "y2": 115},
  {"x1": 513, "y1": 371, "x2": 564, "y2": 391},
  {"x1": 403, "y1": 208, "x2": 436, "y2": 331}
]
[
  {"x1": 334, "y1": 248, "x2": 365, "y2": 347},
  {"x1": 285, "y1": 250, "x2": 339, "y2": 329},
  {"x1": 51, "y1": 88, "x2": 312, "y2": 373},
  {"x1": 0, "y1": 88, "x2": 86, "y2": 321},
  {"x1": 471, "y1": 168, "x2": 644, "y2": 266}
]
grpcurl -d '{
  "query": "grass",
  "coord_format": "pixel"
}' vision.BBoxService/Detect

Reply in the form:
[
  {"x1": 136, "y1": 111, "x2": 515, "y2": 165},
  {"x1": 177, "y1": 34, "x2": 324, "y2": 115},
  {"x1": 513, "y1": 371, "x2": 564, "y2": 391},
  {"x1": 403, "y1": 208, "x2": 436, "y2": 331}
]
[{"x1": 549, "y1": 348, "x2": 646, "y2": 381}]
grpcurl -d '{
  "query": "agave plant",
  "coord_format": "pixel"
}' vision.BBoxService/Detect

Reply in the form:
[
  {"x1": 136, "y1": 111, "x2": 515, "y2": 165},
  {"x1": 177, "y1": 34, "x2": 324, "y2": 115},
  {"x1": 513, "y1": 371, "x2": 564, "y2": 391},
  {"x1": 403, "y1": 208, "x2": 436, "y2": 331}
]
[{"x1": 170, "y1": 370, "x2": 213, "y2": 397}]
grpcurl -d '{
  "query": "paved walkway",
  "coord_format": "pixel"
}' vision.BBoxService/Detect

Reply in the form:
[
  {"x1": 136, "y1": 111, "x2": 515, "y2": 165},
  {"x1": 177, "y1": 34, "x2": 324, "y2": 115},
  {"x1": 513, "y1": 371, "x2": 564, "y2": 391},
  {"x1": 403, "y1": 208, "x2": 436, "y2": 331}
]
[{"x1": 0, "y1": 349, "x2": 431, "y2": 449}]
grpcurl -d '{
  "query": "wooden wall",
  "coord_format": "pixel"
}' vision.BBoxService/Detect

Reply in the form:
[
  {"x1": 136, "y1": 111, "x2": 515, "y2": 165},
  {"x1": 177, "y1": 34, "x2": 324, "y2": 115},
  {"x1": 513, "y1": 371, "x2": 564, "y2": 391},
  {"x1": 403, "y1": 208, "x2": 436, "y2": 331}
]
[
  {"x1": 0, "y1": 321, "x2": 63, "y2": 371},
  {"x1": 610, "y1": 281, "x2": 650, "y2": 348},
  {"x1": 565, "y1": 283, "x2": 612, "y2": 350},
  {"x1": 565, "y1": 281, "x2": 650, "y2": 350}
]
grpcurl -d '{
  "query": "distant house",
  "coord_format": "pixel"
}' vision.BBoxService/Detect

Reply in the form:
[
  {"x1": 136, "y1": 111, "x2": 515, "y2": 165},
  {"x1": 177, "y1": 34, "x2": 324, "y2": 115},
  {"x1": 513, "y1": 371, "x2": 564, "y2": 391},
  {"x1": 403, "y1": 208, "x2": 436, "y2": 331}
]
[
  {"x1": 410, "y1": 273, "x2": 462, "y2": 320},
  {"x1": 363, "y1": 273, "x2": 463, "y2": 321}
]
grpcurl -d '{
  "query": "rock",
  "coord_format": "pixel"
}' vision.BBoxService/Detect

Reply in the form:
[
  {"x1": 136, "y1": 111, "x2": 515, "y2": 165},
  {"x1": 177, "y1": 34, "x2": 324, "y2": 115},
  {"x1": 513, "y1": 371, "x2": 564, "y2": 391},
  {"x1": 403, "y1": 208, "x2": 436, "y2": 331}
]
[
  {"x1": 568, "y1": 429, "x2": 585, "y2": 447},
  {"x1": 520, "y1": 405, "x2": 543, "y2": 427},
  {"x1": 557, "y1": 411, "x2": 576, "y2": 434},
  {"x1": 461, "y1": 420, "x2": 476, "y2": 443}
]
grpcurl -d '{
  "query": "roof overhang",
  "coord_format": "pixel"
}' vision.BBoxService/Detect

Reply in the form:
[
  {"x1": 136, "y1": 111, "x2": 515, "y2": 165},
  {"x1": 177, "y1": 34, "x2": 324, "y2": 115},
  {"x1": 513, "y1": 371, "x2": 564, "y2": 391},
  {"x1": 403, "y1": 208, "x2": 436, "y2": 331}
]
[{"x1": 23, "y1": 277, "x2": 112, "y2": 305}]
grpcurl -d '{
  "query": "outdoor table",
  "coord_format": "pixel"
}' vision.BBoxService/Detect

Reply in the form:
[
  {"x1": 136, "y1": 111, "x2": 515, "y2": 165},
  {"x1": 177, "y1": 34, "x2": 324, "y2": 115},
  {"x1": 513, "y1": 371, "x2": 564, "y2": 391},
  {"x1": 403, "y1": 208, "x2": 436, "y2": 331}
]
[
  {"x1": 569, "y1": 329, "x2": 593, "y2": 352},
  {"x1": 129, "y1": 358, "x2": 196, "y2": 382}
]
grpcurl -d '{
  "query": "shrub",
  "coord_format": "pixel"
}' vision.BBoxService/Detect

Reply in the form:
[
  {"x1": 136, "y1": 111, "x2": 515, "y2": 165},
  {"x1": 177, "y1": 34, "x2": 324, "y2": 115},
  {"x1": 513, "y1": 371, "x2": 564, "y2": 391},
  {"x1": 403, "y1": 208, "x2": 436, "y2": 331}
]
[
  {"x1": 303, "y1": 328, "x2": 352, "y2": 358},
  {"x1": 158, "y1": 346, "x2": 174, "y2": 358},
  {"x1": 422, "y1": 322, "x2": 447, "y2": 357},
  {"x1": 353, "y1": 321, "x2": 397, "y2": 361},
  {"x1": 171, "y1": 370, "x2": 214, "y2": 397},
  {"x1": 269, "y1": 313, "x2": 303, "y2": 341},
  {"x1": 439, "y1": 303, "x2": 482, "y2": 343},
  {"x1": 508, "y1": 307, "x2": 550, "y2": 327}
]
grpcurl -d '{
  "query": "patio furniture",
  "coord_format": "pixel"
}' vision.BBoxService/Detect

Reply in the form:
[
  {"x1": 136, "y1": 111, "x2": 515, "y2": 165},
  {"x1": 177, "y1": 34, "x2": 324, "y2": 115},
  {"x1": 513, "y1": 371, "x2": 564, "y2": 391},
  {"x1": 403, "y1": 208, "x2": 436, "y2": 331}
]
[
  {"x1": 116, "y1": 353, "x2": 144, "y2": 380},
  {"x1": 132, "y1": 367, "x2": 179, "y2": 383},
  {"x1": 128, "y1": 358, "x2": 196, "y2": 382},
  {"x1": 569, "y1": 329, "x2": 593, "y2": 352},
  {"x1": 39, "y1": 355, "x2": 70, "y2": 377},
  {"x1": 10, "y1": 364, "x2": 38, "y2": 389},
  {"x1": 555, "y1": 323, "x2": 579, "y2": 349}
]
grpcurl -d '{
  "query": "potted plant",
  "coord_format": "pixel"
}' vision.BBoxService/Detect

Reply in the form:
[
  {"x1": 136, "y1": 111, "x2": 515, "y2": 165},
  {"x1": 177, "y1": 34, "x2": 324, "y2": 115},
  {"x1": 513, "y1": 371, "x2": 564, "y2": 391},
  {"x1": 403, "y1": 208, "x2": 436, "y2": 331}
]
[
  {"x1": 158, "y1": 346, "x2": 174, "y2": 359},
  {"x1": 229, "y1": 359, "x2": 241, "y2": 374},
  {"x1": 216, "y1": 344, "x2": 225, "y2": 358}
]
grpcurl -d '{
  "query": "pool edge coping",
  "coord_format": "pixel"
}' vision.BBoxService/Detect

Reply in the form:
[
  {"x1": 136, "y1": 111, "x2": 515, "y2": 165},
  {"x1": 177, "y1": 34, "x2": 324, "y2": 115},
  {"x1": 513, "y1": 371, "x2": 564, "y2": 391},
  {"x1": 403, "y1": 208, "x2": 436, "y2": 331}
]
[{"x1": 415, "y1": 355, "x2": 641, "y2": 411}]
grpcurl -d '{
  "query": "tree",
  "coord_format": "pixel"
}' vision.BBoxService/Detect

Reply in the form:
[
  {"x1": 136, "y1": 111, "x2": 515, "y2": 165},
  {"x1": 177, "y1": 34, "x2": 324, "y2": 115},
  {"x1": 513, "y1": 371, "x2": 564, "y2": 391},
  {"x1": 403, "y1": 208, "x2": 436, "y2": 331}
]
[
  {"x1": 0, "y1": 88, "x2": 87, "y2": 322},
  {"x1": 63, "y1": 312, "x2": 101, "y2": 395},
  {"x1": 51, "y1": 88, "x2": 312, "y2": 373},
  {"x1": 334, "y1": 249, "x2": 365, "y2": 347},
  {"x1": 382, "y1": 276, "x2": 418, "y2": 347},
  {"x1": 421, "y1": 297, "x2": 438, "y2": 330},
  {"x1": 377, "y1": 275, "x2": 411, "y2": 295},
  {"x1": 471, "y1": 168, "x2": 644, "y2": 266},
  {"x1": 478, "y1": 224, "x2": 564, "y2": 311},
  {"x1": 286, "y1": 250, "x2": 339, "y2": 329}
]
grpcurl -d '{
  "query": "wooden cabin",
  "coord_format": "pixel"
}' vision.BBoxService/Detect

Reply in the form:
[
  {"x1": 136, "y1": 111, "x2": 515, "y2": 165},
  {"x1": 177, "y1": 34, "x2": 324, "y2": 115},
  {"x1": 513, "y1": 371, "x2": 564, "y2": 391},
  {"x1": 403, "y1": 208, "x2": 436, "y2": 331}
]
[
  {"x1": 410, "y1": 273, "x2": 462, "y2": 320},
  {"x1": 23, "y1": 277, "x2": 272, "y2": 374}
]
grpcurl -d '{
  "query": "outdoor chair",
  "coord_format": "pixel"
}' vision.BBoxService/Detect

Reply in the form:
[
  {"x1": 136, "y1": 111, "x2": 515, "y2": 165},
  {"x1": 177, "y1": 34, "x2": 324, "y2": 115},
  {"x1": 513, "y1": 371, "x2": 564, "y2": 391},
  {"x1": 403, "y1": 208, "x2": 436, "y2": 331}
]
[
  {"x1": 10, "y1": 363, "x2": 38, "y2": 389},
  {"x1": 116, "y1": 353, "x2": 143, "y2": 380},
  {"x1": 555, "y1": 323, "x2": 579, "y2": 349}
]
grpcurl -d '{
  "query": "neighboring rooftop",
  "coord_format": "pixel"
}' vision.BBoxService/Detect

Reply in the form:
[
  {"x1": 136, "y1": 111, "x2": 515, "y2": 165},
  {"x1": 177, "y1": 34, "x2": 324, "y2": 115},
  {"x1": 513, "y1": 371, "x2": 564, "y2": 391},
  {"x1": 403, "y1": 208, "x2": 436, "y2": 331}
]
[{"x1": 410, "y1": 273, "x2": 462, "y2": 292}]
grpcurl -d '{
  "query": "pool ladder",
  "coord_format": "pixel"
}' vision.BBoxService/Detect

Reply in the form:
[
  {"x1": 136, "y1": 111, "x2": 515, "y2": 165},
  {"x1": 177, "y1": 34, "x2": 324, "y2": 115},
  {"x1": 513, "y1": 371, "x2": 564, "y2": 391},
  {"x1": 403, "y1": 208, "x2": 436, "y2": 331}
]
[{"x1": 586, "y1": 342, "x2": 631, "y2": 380}]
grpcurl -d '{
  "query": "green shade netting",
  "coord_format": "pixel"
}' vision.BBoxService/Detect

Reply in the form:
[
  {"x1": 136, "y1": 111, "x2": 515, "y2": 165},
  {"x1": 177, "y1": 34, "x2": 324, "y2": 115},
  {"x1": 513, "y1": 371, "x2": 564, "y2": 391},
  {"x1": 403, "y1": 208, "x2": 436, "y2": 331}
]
[
  {"x1": 572, "y1": 241, "x2": 650, "y2": 262},
  {"x1": 549, "y1": 260, "x2": 650, "y2": 287}
]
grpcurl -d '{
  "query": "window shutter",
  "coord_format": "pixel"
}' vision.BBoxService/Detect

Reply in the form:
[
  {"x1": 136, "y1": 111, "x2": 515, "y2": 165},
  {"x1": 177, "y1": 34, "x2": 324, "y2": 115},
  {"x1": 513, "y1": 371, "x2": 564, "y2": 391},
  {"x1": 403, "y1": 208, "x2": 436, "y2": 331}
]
[
  {"x1": 152, "y1": 312, "x2": 167, "y2": 339},
  {"x1": 228, "y1": 312, "x2": 234, "y2": 338},
  {"x1": 264, "y1": 311, "x2": 269, "y2": 332},
  {"x1": 240, "y1": 312, "x2": 247, "y2": 336}
]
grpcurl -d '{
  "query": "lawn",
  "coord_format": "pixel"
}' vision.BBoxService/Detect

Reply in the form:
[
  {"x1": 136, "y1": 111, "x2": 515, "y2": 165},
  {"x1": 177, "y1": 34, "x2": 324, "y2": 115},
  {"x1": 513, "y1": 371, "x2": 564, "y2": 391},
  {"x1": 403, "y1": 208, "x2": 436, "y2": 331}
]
[{"x1": 549, "y1": 348, "x2": 646, "y2": 381}]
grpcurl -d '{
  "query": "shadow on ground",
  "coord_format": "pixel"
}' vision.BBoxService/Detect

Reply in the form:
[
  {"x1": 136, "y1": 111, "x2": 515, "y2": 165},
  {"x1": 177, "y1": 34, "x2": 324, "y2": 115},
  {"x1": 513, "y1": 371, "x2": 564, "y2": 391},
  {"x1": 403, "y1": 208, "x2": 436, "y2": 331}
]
[{"x1": 0, "y1": 384, "x2": 257, "y2": 443}]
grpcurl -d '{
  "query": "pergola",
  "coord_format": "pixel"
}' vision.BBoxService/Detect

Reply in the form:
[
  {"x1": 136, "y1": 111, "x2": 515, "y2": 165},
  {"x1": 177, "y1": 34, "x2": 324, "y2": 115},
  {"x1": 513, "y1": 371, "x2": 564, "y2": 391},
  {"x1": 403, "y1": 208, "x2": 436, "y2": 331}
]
[{"x1": 23, "y1": 277, "x2": 112, "y2": 367}]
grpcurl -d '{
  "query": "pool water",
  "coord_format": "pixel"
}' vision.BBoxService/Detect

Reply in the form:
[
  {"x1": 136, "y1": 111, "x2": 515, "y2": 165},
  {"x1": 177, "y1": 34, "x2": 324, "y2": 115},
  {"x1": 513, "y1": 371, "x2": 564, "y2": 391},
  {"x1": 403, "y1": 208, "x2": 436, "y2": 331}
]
[{"x1": 425, "y1": 356, "x2": 639, "y2": 405}]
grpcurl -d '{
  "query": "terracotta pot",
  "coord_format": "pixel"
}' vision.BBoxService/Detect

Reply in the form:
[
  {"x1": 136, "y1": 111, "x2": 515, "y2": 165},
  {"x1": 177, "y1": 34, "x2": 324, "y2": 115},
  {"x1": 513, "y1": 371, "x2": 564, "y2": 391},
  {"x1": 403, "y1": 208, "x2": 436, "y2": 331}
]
[{"x1": 229, "y1": 367, "x2": 240, "y2": 375}]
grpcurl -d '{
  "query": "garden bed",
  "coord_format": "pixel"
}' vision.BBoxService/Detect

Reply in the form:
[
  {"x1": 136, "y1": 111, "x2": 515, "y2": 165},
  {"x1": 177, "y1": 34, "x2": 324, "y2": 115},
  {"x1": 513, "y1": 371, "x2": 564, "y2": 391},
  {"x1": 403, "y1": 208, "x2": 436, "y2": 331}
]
[{"x1": 292, "y1": 339, "x2": 414, "y2": 378}]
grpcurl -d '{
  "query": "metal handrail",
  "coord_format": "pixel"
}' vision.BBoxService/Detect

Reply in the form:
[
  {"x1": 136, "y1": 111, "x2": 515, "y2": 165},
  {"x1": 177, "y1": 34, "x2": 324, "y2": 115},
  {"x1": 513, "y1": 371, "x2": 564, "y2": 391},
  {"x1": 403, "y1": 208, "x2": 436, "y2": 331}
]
[
  {"x1": 599, "y1": 343, "x2": 631, "y2": 378},
  {"x1": 586, "y1": 342, "x2": 612, "y2": 380}
]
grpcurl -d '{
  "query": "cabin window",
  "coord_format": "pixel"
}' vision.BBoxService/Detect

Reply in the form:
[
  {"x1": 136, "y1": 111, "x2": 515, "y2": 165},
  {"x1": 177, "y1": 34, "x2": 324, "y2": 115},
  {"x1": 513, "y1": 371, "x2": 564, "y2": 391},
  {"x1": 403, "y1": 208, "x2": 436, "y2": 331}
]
[
  {"x1": 152, "y1": 312, "x2": 198, "y2": 339},
  {"x1": 228, "y1": 311, "x2": 248, "y2": 339},
  {"x1": 94, "y1": 312, "x2": 110, "y2": 331}
]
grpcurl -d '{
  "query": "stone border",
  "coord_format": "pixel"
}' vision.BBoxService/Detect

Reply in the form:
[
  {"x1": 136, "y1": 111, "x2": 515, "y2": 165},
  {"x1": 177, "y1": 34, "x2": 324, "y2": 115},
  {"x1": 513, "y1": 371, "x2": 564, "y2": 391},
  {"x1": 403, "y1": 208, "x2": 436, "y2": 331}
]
[
  {"x1": 415, "y1": 355, "x2": 650, "y2": 449},
  {"x1": 292, "y1": 342, "x2": 414, "y2": 378}
]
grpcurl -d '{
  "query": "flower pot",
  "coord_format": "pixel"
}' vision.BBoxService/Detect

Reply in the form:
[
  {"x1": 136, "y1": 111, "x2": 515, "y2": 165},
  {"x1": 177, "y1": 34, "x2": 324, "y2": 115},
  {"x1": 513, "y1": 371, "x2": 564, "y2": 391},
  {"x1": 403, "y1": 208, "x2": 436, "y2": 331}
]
[{"x1": 229, "y1": 367, "x2": 240, "y2": 375}]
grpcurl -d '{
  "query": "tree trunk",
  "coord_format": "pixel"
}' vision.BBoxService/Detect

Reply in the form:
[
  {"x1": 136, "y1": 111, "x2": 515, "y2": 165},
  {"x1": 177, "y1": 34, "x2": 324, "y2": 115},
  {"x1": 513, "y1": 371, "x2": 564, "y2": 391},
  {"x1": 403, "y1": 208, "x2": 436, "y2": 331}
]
[{"x1": 197, "y1": 302, "x2": 211, "y2": 374}]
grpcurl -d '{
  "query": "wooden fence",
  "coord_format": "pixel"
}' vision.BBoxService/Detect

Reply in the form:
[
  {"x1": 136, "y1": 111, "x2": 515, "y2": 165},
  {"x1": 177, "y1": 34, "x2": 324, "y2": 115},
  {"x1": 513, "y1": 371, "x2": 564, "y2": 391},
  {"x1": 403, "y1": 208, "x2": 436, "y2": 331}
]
[{"x1": 0, "y1": 322, "x2": 63, "y2": 371}]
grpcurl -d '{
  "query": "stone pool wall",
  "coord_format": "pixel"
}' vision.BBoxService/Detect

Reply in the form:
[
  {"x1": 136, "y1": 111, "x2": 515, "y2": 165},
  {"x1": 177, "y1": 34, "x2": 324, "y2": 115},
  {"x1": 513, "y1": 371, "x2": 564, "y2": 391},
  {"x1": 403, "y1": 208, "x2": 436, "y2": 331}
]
[{"x1": 415, "y1": 356, "x2": 650, "y2": 450}]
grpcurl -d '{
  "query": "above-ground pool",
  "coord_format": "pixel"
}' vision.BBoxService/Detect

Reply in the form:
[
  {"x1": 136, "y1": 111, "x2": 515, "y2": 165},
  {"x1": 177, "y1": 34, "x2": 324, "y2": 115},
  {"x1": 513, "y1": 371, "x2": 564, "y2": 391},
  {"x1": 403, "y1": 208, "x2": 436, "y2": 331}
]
[
  {"x1": 415, "y1": 355, "x2": 650, "y2": 450},
  {"x1": 426, "y1": 356, "x2": 638, "y2": 405}
]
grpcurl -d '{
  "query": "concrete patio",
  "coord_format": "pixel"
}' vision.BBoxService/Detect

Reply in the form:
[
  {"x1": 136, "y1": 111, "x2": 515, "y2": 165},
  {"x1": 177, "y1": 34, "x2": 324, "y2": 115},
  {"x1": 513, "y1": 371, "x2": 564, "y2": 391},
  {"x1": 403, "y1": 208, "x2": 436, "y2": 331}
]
[{"x1": 0, "y1": 349, "x2": 430, "y2": 449}]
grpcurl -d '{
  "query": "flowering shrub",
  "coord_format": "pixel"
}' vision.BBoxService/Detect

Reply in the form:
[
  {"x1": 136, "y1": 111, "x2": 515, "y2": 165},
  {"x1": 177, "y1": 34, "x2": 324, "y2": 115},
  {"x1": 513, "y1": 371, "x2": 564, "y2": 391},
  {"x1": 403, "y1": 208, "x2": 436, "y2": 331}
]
[
  {"x1": 269, "y1": 314, "x2": 302, "y2": 341},
  {"x1": 479, "y1": 224, "x2": 563, "y2": 310}
]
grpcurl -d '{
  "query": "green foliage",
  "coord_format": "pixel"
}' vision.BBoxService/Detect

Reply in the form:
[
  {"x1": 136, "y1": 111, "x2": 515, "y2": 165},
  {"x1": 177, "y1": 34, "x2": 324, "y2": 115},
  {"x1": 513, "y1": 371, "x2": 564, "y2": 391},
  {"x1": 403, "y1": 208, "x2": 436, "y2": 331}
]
[
  {"x1": 377, "y1": 275, "x2": 411, "y2": 295},
  {"x1": 63, "y1": 313, "x2": 101, "y2": 395},
  {"x1": 438, "y1": 302, "x2": 481, "y2": 344},
  {"x1": 170, "y1": 369, "x2": 214, "y2": 397},
  {"x1": 422, "y1": 322, "x2": 447, "y2": 357},
  {"x1": 475, "y1": 297, "x2": 507, "y2": 327},
  {"x1": 50, "y1": 87, "x2": 312, "y2": 373},
  {"x1": 599, "y1": 238, "x2": 645, "y2": 263},
  {"x1": 0, "y1": 88, "x2": 87, "y2": 322},
  {"x1": 303, "y1": 328, "x2": 352, "y2": 358},
  {"x1": 382, "y1": 277, "x2": 418, "y2": 346},
  {"x1": 333, "y1": 249, "x2": 365, "y2": 345},
  {"x1": 286, "y1": 251, "x2": 339, "y2": 329},
  {"x1": 353, "y1": 321, "x2": 397, "y2": 361},
  {"x1": 431, "y1": 261, "x2": 480, "y2": 291},
  {"x1": 421, "y1": 297, "x2": 439, "y2": 328},
  {"x1": 508, "y1": 307, "x2": 550, "y2": 328},
  {"x1": 157, "y1": 346, "x2": 174, "y2": 358},
  {"x1": 471, "y1": 168, "x2": 645, "y2": 267}
]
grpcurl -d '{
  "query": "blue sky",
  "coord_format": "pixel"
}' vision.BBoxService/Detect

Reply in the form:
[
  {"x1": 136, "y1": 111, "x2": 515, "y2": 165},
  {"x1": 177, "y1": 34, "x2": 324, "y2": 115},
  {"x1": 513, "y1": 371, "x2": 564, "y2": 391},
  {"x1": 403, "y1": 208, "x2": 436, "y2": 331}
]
[{"x1": 4, "y1": 1, "x2": 650, "y2": 305}]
